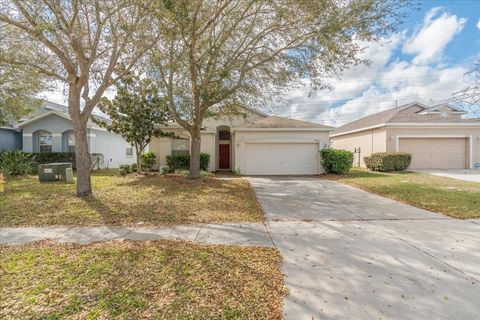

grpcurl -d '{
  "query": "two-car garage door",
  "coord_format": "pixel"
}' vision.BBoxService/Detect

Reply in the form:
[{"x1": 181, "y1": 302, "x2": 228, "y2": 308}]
[
  {"x1": 398, "y1": 137, "x2": 468, "y2": 169},
  {"x1": 244, "y1": 142, "x2": 319, "y2": 175}
]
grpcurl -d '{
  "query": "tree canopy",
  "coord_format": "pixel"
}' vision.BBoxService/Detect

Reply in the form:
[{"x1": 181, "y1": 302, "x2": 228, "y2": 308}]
[
  {"x1": 94, "y1": 74, "x2": 174, "y2": 171},
  {"x1": 0, "y1": 0, "x2": 159, "y2": 196},
  {"x1": 149, "y1": 0, "x2": 412, "y2": 178}
]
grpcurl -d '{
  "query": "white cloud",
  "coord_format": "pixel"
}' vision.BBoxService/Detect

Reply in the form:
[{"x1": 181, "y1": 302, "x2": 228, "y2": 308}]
[
  {"x1": 477, "y1": 18, "x2": 480, "y2": 30},
  {"x1": 275, "y1": 8, "x2": 470, "y2": 127},
  {"x1": 402, "y1": 7, "x2": 466, "y2": 64}
]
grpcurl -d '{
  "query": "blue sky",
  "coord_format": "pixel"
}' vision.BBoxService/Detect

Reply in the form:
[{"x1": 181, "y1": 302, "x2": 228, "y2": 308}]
[
  {"x1": 278, "y1": 0, "x2": 480, "y2": 126},
  {"x1": 43, "y1": 1, "x2": 480, "y2": 127}
]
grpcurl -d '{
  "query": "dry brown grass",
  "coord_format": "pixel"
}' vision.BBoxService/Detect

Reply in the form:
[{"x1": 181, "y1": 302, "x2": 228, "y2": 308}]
[
  {"x1": 0, "y1": 240, "x2": 286, "y2": 319},
  {"x1": 0, "y1": 171, "x2": 264, "y2": 226}
]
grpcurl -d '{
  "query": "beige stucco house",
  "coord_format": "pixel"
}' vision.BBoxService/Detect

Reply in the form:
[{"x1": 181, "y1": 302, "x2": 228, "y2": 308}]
[
  {"x1": 149, "y1": 108, "x2": 333, "y2": 175},
  {"x1": 330, "y1": 102, "x2": 480, "y2": 170}
]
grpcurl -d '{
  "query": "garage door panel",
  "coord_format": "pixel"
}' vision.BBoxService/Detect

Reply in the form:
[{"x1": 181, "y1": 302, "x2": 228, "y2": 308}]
[
  {"x1": 245, "y1": 142, "x2": 318, "y2": 175},
  {"x1": 399, "y1": 138, "x2": 467, "y2": 169}
]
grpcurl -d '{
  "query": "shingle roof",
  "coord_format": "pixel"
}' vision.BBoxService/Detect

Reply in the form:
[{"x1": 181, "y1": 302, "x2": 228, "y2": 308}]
[
  {"x1": 332, "y1": 104, "x2": 414, "y2": 135},
  {"x1": 244, "y1": 116, "x2": 333, "y2": 129},
  {"x1": 332, "y1": 102, "x2": 477, "y2": 136}
]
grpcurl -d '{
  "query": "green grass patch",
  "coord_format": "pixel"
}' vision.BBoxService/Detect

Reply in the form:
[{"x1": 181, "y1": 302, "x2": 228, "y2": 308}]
[
  {"x1": 0, "y1": 170, "x2": 264, "y2": 226},
  {"x1": 0, "y1": 241, "x2": 286, "y2": 319},
  {"x1": 324, "y1": 169, "x2": 480, "y2": 219}
]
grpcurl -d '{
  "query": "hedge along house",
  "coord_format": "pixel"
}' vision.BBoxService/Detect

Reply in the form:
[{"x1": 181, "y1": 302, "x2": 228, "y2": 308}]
[
  {"x1": 16, "y1": 101, "x2": 136, "y2": 168},
  {"x1": 330, "y1": 102, "x2": 480, "y2": 170},
  {"x1": 149, "y1": 107, "x2": 333, "y2": 175}
]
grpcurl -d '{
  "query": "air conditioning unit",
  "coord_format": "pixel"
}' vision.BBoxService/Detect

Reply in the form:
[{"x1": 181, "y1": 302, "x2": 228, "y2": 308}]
[{"x1": 38, "y1": 163, "x2": 73, "y2": 182}]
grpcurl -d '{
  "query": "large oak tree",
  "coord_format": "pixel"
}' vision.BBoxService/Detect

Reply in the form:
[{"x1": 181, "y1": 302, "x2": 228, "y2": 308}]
[
  {"x1": 149, "y1": 0, "x2": 411, "y2": 178},
  {"x1": 0, "y1": 0, "x2": 158, "y2": 196}
]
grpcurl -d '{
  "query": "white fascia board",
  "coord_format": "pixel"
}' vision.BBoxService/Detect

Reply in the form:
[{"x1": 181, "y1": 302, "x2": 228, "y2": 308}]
[
  {"x1": 330, "y1": 124, "x2": 386, "y2": 137},
  {"x1": 387, "y1": 122, "x2": 480, "y2": 127},
  {"x1": 15, "y1": 111, "x2": 71, "y2": 128},
  {"x1": 331, "y1": 122, "x2": 480, "y2": 138},
  {"x1": 233, "y1": 127, "x2": 332, "y2": 132},
  {"x1": 245, "y1": 139, "x2": 321, "y2": 144}
]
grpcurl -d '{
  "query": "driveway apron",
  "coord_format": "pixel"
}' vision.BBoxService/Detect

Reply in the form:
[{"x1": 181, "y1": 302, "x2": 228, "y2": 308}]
[{"x1": 249, "y1": 176, "x2": 480, "y2": 320}]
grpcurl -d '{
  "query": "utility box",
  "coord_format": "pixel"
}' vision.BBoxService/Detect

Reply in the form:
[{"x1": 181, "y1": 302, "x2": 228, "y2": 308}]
[{"x1": 38, "y1": 163, "x2": 73, "y2": 182}]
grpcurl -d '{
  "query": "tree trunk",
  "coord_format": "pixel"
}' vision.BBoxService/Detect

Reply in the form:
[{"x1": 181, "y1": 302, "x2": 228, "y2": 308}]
[
  {"x1": 68, "y1": 86, "x2": 92, "y2": 197},
  {"x1": 135, "y1": 143, "x2": 142, "y2": 173},
  {"x1": 189, "y1": 126, "x2": 202, "y2": 179}
]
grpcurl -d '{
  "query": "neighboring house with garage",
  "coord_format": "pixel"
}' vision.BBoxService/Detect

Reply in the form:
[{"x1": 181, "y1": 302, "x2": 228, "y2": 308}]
[
  {"x1": 15, "y1": 101, "x2": 136, "y2": 168},
  {"x1": 330, "y1": 102, "x2": 480, "y2": 170},
  {"x1": 149, "y1": 107, "x2": 333, "y2": 174}
]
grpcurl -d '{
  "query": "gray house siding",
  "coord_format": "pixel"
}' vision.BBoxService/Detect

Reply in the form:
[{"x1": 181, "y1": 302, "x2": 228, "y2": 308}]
[
  {"x1": 22, "y1": 114, "x2": 85, "y2": 152},
  {"x1": 89, "y1": 129, "x2": 135, "y2": 168},
  {"x1": 20, "y1": 113, "x2": 135, "y2": 168},
  {"x1": 0, "y1": 128, "x2": 22, "y2": 152}
]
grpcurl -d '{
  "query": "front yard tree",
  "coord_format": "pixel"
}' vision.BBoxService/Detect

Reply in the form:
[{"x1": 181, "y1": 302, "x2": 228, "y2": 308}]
[
  {"x1": 150, "y1": 0, "x2": 411, "y2": 178},
  {"x1": 0, "y1": 0, "x2": 158, "y2": 196},
  {"x1": 0, "y1": 26, "x2": 48, "y2": 125},
  {"x1": 94, "y1": 74, "x2": 173, "y2": 172}
]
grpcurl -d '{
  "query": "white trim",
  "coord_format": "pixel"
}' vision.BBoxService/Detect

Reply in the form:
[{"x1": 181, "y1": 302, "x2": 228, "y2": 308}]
[
  {"x1": 234, "y1": 127, "x2": 332, "y2": 132},
  {"x1": 0, "y1": 126, "x2": 21, "y2": 132},
  {"x1": 52, "y1": 133, "x2": 62, "y2": 137},
  {"x1": 395, "y1": 135, "x2": 473, "y2": 169},
  {"x1": 387, "y1": 122, "x2": 480, "y2": 127},
  {"x1": 245, "y1": 139, "x2": 320, "y2": 144},
  {"x1": 15, "y1": 111, "x2": 71, "y2": 128},
  {"x1": 330, "y1": 124, "x2": 386, "y2": 137},
  {"x1": 331, "y1": 122, "x2": 480, "y2": 138},
  {"x1": 22, "y1": 133, "x2": 33, "y2": 137},
  {"x1": 87, "y1": 133, "x2": 96, "y2": 138}
]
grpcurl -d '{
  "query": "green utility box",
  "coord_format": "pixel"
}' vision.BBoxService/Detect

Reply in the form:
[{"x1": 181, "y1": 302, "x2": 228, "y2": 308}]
[{"x1": 38, "y1": 163, "x2": 73, "y2": 182}]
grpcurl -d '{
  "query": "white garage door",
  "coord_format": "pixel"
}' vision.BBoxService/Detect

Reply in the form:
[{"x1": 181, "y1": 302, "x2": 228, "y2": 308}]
[
  {"x1": 398, "y1": 138, "x2": 467, "y2": 169},
  {"x1": 244, "y1": 142, "x2": 318, "y2": 175}
]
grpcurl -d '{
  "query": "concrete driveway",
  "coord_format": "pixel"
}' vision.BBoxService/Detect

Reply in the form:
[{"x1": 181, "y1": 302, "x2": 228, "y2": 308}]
[
  {"x1": 414, "y1": 169, "x2": 480, "y2": 183},
  {"x1": 248, "y1": 177, "x2": 480, "y2": 320}
]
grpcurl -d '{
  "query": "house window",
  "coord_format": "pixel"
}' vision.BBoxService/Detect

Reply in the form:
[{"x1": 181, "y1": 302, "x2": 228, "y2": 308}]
[
  {"x1": 171, "y1": 138, "x2": 189, "y2": 156},
  {"x1": 218, "y1": 130, "x2": 231, "y2": 141},
  {"x1": 67, "y1": 131, "x2": 75, "y2": 152},
  {"x1": 126, "y1": 146, "x2": 133, "y2": 157},
  {"x1": 39, "y1": 131, "x2": 52, "y2": 153}
]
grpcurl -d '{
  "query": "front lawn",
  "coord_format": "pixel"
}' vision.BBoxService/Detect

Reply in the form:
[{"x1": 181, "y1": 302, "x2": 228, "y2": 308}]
[
  {"x1": 0, "y1": 171, "x2": 263, "y2": 226},
  {"x1": 0, "y1": 240, "x2": 286, "y2": 319},
  {"x1": 325, "y1": 169, "x2": 480, "y2": 219}
]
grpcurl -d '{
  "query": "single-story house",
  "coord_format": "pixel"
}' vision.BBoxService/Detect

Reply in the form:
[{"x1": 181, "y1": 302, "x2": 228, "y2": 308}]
[
  {"x1": 330, "y1": 102, "x2": 480, "y2": 170},
  {"x1": 149, "y1": 107, "x2": 333, "y2": 175},
  {"x1": 0, "y1": 126, "x2": 22, "y2": 152},
  {"x1": 15, "y1": 101, "x2": 136, "y2": 168}
]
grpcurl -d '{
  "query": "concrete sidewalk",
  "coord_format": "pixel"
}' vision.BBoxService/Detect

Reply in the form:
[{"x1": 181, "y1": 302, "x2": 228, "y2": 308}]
[
  {"x1": 0, "y1": 223, "x2": 273, "y2": 247},
  {"x1": 414, "y1": 169, "x2": 480, "y2": 183}
]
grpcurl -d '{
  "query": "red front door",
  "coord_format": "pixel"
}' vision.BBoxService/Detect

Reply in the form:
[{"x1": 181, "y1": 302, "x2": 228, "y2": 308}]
[{"x1": 219, "y1": 144, "x2": 230, "y2": 169}]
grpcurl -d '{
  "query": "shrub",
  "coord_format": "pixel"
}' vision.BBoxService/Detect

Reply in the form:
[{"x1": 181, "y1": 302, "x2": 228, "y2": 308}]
[
  {"x1": 118, "y1": 168, "x2": 128, "y2": 176},
  {"x1": 320, "y1": 148, "x2": 353, "y2": 174},
  {"x1": 90, "y1": 153, "x2": 104, "y2": 171},
  {"x1": 32, "y1": 152, "x2": 75, "y2": 169},
  {"x1": 140, "y1": 151, "x2": 156, "y2": 171},
  {"x1": 159, "y1": 166, "x2": 169, "y2": 175},
  {"x1": 0, "y1": 150, "x2": 37, "y2": 176},
  {"x1": 364, "y1": 152, "x2": 411, "y2": 172},
  {"x1": 166, "y1": 153, "x2": 210, "y2": 171},
  {"x1": 119, "y1": 164, "x2": 132, "y2": 174},
  {"x1": 131, "y1": 163, "x2": 138, "y2": 172}
]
